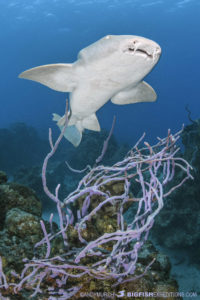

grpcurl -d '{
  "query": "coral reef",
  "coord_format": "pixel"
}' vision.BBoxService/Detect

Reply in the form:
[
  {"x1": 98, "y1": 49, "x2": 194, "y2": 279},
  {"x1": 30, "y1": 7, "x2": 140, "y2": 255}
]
[
  {"x1": 0, "y1": 173, "x2": 59, "y2": 281},
  {"x1": 0, "y1": 124, "x2": 190, "y2": 299},
  {"x1": 0, "y1": 122, "x2": 128, "y2": 214},
  {"x1": 0, "y1": 171, "x2": 181, "y2": 300},
  {"x1": 0, "y1": 172, "x2": 42, "y2": 230},
  {"x1": 152, "y1": 120, "x2": 200, "y2": 264},
  {"x1": 13, "y1": 128, "x2": 129, "y2": 209},
  {"x1": 0, "y1": 172, "x2": 42, "y2": 229},
  {"x1": 0, "y1": 173, "x2": 43, "y2": 273}
]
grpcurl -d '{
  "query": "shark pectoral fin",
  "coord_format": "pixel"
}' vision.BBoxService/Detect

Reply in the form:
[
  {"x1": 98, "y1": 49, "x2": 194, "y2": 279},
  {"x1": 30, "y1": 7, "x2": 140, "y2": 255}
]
[
  {"x1": 19, "y1": 63, "x2": 77, "y2": 92},
  {"x1": 82, "y1": 114, "x2": 100, "y2": 131},
  {"x1": 111, "y1": 81, "x2": 157, "y2": 105}
]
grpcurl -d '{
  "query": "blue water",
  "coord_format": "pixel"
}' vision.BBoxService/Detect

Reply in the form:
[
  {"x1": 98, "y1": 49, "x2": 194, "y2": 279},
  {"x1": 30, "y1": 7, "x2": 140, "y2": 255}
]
[{"x1": 1, "y1": 0, "x2": 200, "y2": 145}]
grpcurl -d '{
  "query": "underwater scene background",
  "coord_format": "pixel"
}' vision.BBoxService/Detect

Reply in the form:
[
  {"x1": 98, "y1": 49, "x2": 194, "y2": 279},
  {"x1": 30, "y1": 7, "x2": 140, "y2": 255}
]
[{"x1": 0, "y1": 0, "x2": 200, "y2": 299}]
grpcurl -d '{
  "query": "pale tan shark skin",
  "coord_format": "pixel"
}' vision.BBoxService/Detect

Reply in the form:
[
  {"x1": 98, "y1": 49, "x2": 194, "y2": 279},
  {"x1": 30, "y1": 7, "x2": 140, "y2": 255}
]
[{"x1": 19, "y1": 35, "x2": 161, "y2": 146}]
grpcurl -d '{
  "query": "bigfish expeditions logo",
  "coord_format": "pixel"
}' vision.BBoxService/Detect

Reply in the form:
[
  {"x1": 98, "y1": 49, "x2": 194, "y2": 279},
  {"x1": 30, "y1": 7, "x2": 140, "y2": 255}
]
[{"x1": 80, "y1": 290, "x2": 198, "y2": 298}]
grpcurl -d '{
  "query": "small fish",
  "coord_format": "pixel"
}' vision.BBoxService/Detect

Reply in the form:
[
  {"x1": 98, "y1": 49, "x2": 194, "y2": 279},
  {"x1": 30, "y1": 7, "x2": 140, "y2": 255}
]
[{"x1": 19, "y1": 35, "x2": 161, "y2": 147}]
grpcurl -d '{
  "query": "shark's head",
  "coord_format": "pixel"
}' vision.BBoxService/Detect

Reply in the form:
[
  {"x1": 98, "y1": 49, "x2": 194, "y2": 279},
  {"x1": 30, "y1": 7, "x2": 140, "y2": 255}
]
[
  {"x1": 119, "y1": 35, "x2": 161, "y2": 63},
  {"x1": 92, "y1": 35, "x2": 162, "y2": 83}
]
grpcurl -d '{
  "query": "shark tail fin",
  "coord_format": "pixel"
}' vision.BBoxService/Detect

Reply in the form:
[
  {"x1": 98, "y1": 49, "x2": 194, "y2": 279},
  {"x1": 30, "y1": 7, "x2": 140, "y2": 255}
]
[
  {"x1": 52, "y1": 113, "x2": 82, "y2": 147},
  {"x1": 52, "y1": 113, "x2": 100, "y2": 147}
]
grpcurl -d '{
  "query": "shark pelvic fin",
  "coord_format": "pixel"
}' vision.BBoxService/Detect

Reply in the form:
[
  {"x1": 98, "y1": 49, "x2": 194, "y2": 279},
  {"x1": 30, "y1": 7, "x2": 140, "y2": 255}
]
[
  {"x1": 111, "y1": 81, "x2": 157, "y2": 105},
  {"x1": 19, "y1": 63, "x2": 77, "y2": 92},
  {"x1": 82, "y1": 113, "x2": 100, "y2": 131}
]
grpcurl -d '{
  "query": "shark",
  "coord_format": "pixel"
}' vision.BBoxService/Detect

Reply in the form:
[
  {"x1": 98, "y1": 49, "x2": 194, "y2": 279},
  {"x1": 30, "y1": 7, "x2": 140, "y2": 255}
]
[{"x1": 19, "y1": 35, "x2": 161, "y2": 147}]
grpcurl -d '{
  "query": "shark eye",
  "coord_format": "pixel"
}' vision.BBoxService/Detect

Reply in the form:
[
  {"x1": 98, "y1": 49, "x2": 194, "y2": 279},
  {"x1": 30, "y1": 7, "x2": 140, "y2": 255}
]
[
  {"x1": 105, "y1": 35, "x2": 111, "y2": 40},
  {"x1": 128, "y1": 47, "x2": 135, "y2": 52}
]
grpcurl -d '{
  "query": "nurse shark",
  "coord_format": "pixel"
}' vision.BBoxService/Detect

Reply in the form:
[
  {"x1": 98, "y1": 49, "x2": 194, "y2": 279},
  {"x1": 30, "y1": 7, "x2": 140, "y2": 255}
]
[{"x1": 19, "y1": 35, "x2": 161, "y2": 146}]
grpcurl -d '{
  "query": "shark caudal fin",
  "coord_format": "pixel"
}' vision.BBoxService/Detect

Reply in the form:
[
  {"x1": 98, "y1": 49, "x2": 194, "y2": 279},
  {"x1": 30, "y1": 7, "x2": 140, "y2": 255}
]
[
  {"x1": 52, "y1": 113, "x2": 100, "y2": 147},
  {"x1": 52, "y1": 113, "x2": 82, "y2": 147}
]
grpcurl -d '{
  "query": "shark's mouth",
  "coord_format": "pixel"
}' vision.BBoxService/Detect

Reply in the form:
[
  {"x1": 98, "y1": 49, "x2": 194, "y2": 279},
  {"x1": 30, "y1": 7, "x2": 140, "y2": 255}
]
[{"x1": 127, "y1": 47, "x2": 153, "y2": 58}]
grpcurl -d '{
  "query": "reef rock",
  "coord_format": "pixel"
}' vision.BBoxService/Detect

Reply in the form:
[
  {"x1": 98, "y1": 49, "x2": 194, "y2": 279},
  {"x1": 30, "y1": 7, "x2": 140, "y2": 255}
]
[{"x1": 0, "y1": 174, "x2": 42, "y2": 230}]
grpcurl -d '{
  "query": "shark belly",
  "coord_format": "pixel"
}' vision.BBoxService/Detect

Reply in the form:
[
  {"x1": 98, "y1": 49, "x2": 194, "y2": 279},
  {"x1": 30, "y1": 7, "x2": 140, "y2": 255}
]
[
  {"x1": 69, "y1": 77, "x2": 120, "y2": 119},
  {"x1": 70, "y1": 91, "x2": 108, "y2": 118},
  {"x1": 69, "y1": 58, "x2": 130, "y2": 119}
]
